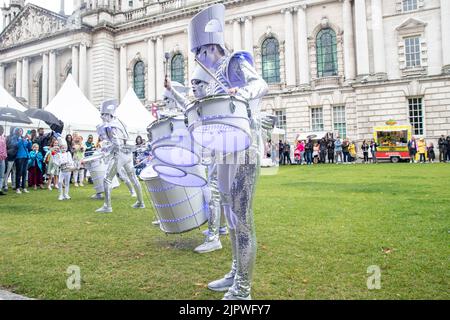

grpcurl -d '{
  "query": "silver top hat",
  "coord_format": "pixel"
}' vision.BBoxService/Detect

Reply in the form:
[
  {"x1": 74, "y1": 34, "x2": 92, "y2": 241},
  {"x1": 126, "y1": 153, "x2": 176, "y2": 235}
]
[
  {"x1": 188, "y1": 4, "x2": 225, "y2": 53},
  {"x1": 100, "y1": 99, "x2": 119, "y2": 116}
]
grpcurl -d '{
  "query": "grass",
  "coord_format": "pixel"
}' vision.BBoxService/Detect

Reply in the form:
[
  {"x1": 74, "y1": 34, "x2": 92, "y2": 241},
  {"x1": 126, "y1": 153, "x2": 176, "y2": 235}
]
[{"x1": 0, "y1": 163, "x2": 449, "y2": 300}]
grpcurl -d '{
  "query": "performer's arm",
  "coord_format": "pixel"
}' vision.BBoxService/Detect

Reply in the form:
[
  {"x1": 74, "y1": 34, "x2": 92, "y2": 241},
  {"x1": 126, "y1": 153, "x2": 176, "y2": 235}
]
[
  {"x1": 165, "y1": 78, "x2": 190, "y2": 110},
  {"x1": 229, "y1": 58, "x2": 268, "y2": 100}
]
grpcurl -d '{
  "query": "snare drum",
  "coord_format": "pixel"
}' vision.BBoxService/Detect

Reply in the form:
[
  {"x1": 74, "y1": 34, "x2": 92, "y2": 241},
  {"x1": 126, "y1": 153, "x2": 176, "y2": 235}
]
[
  {"x1": 185, "y1": 94, "x2": 252, "y2": 153},
  {"x1": 140, "y1": 166, "x2": 208, "y2": 234},
  {"x1": 147, "y1": 115, "x2": 200, "y2": 167}
]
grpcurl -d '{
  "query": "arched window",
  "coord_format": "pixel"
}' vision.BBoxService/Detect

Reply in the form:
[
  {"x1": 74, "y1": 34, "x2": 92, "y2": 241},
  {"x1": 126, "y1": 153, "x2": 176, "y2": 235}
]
[
  {"x1": 133, "y1": 61, "x2": 146, "y2": 99},
  {"x1": 261, "y1": 37, "x2": 280, "y2": 84},
  {"x1": 171, "y1": 54, "x2": 185, "y2": 84},
  {"x1": 316, "y1": 28, "x2": 338, "y2": 77}
]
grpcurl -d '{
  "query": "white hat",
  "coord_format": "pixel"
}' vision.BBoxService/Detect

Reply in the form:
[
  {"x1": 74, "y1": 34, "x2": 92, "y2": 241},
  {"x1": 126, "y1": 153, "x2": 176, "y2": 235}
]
[
  {"x1": 191, "y1": 65, "x2": 212, "y2": 84},
  {"x1": 188, "y1": 4, "x2": 225, "y2": 53},
  {"x1": 100, "y1": 99, "x2": 119, "y2": 116}
]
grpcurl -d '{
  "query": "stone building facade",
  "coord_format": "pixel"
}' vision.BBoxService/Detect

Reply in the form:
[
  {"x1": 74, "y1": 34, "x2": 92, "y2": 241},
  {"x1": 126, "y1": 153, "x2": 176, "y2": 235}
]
[{"x1": 0, "y1": 0, "x2": 449, "y2": 144}]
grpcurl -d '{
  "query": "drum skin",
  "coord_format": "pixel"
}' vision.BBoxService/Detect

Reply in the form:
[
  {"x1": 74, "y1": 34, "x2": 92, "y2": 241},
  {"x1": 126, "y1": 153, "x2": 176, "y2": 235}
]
[
  {"x1": 185, "y1": 94, "x2": 252, "y2": 153},
  {"x1": 82, "y1": 153, "x2": 119, "y2": 193},
  {"x1": 140, "y1": 166, "x2": 208, "y2": 234}
]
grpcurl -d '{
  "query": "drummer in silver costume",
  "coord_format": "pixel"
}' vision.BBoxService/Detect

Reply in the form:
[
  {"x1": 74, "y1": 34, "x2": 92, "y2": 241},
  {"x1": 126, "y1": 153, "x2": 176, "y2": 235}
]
[
  {"x1": 165, "y1": 65, "x2": 228, "y2": 254},
  {"x1": 189, "y1": 4, "x2": 272, "y2": 300},
  {"x1": 95, "y1": 99, "x2": 145, "y2": 213}
]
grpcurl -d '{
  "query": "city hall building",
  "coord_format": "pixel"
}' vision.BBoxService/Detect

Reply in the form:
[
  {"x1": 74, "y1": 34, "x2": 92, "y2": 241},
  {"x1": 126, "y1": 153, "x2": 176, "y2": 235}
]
[{"x1": 0, "y1": 0, "x2": 449, "y2": 144}]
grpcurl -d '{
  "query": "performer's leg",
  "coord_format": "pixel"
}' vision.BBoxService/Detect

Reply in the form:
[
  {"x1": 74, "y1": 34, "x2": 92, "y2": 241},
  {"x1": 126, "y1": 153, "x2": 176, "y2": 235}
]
[
  {"x1": 96, "y1": 157, "x2": 118, "y2": 213},
  {"x1": 119, "y1": 167, "x2": 136, "y2": 196},
  {"x1": 195, "y1": 163, "x2": 222, "y2": 254},
  {"x1": 122, "y1": 161, "x2": 145, "y2": 209},
  {"x1": 223, "y1": 163, "x2": 258, "y2": 300}
]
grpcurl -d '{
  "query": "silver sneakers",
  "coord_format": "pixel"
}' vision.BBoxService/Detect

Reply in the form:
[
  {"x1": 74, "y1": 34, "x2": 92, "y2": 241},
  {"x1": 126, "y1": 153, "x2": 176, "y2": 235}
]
[
  {"x1": 91, "y1": 193, "x2": 104, "y2": 200},
  {"x1": 207, "y1": 275, "x2": 235, "y2": 292},
  {"x1": 222, "y1": 292, "x2": 252, "y2": 300},
  {"x1": 96, "y1": 205, "x2": 113, "y2": 213},
  {"x1": 194, "y1": 239, "x2": 222, "y2": 254},
  {"x1": 132, "y1": 201, "x2": 145, "y2": 209}
]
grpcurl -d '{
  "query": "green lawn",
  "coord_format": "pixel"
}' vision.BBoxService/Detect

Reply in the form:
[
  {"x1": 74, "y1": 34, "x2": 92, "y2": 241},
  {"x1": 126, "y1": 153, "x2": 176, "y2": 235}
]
[{"x1": 0, "y1": 163, "x2": 449, "y2": 300}]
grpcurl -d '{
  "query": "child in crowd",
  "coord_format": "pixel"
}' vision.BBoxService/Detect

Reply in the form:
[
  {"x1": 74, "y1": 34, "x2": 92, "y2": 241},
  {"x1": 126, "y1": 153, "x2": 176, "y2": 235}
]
[
  {"x1": 348, "y1": 141, "x2": 357, "y2": 163},
  {"x1": 313, "y1": 143, "x2": 320, "y2": 164},
  {"x1": 45, "y1": 139, "x2": 60, "y2": 191},
  {"x1": 427, "y1": 143, "x2": 435, "y2": 163},
  {"x1": 72, "y1": 134, "x2": 85, "y2": 187},
  {"x1": 418, "y1": 138, "x2": 427, "y2": 163},
  {"x1": 53, "y1": 143, "x2": 75, "y2": 201},
  {"x1": 28, "y1": 143, "x2": 44, "y2": 190}
]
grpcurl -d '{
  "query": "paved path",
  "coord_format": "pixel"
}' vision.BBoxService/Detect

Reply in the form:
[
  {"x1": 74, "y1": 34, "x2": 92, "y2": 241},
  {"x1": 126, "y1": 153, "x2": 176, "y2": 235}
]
[{"x1": 0, "y1": 289, "x2": 32, "y2": 300}]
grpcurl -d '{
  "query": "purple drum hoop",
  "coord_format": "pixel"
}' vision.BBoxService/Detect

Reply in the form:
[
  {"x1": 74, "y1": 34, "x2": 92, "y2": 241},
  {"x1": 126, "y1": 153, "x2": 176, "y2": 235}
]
[
  {"x1": 153, "y1": 164, "x2": 187, "y2": 178},
  {"x1": 153, "y1": 144, "x2": 201, "y2": 167}
]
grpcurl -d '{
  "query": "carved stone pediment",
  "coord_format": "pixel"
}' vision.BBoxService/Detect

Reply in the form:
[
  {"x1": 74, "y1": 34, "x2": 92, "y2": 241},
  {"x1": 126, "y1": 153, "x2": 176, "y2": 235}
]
[
  {"x1": 395, "y1": 18, "x2": 427, "y2": 34},
  {"x1": 0, "y1": 4, "x2": 69, "y2": 50}
]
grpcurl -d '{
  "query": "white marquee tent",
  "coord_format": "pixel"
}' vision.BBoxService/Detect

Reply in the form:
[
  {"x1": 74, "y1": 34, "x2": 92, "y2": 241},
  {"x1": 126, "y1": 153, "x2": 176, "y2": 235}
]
[
  {"x1": 117, "y1": 87, "x2": 156, "y2": 137},
  {"x1": 45, "y1": 74, "x2": 102, "y2": 138}
]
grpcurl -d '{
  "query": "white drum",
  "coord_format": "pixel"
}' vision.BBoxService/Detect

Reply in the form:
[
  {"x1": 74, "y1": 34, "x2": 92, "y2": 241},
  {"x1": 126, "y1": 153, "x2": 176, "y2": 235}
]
[
  {"x1": 147, "y1": 115, "x2": 200, "y2": 167},
  {"x1": 151, "y1": 159, "x2": 207, "y2": 188},
  {"x1": 82, "y1": 153, "x2": 119, "y2": 194},
  {"x1": 140, "y1": 166, "x2": 208, "y2": 234},
  {"x1": 185, "y1": 94, "x2": 252, "y2": 153}
]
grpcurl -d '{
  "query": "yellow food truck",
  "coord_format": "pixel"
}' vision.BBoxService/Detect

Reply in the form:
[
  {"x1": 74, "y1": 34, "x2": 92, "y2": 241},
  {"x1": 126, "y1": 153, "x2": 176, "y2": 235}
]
[{"x1": 373, "y1": 122, "x2": 412, "y2": 163}]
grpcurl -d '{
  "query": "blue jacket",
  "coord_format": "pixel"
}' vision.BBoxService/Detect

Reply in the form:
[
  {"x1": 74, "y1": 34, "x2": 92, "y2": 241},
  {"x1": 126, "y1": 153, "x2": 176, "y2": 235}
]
[
  {"x1": 11, "y1": 129, "x2": 31, "y2": 160},
  {"x1": 28, "y1": 150, "x2": 44, "y2": 172}
]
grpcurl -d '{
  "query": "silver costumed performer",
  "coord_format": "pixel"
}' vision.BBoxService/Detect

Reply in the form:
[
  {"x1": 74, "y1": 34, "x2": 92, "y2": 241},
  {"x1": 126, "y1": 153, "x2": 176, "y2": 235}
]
[
  {"x1": 96, "y1": 99, "x2": 145, "y2": 213},
  {"x1": 165, "y1": 65, "x2": 227, "y2": 254},
  {"x1": 189, "y1": 4, "x2": 271, "y2": 300}
]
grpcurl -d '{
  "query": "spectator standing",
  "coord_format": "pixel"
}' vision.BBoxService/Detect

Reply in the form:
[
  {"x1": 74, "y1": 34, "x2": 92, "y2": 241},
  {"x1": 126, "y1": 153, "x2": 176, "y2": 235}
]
[
  {"x1": 327, "y1": 138, "x2": 335, "y2": 164},
  {"x1": 370, "y1": 139, "x2": 378, "y2": 163},
  {"x1": 319, "y1": 138, "x2": 327, "y2": 163},
  {"x1": 418, "y1": 138, "x2": 427, "y2": 163},
  {"x1": 348, "y1": 141, "x2": 357, "y2": 163},
  {"x1": 296, "y1": 140, "x2": 305, "y2": 165},
  {"x1": 283, "y1": 141, "x2": 292, "y2": 165},
  {"x1": 334, "y1": 137, "x2": 343, "y2": 164},
  {"x1": 65, "y1": 134, "x2": 74, "y2": 155},
  {"x1": 28, "y1": 143, "x2": 44, "y2": 190},
  {"x1": 278, "y1": 140, "x2": 284, "y2": 165},
  {"x1": 313, "y1": 143, "x2": 320, "y2": 164},
  {"x1": 427, "y1": 143, "x2": 435, "y2": 163},
  {"x1": 12, "y1": 128, "x2": 32, "y2": 194},
  {"x1": 408, "y1": 136, "x2": 418, "y2": 163},
  {"x1": 438, "y1": 135, "x2": 447, "y2": 162},
  {"x1": 3, "y1": 127, "x2": 17, "y2": 191},
  {"x1": 342, "y1": 139, "x2": 350, "y2": 163},
  {"x1": 0, "y1": 125, "x2": 6, "y2": 195},
  {"x1": 361, "y1": 140, "x2": 369, "y2": 163},
  {"x1": 85, "y1": 135, "x2": 96, "y2": 156},
  {"x1": 45, "y1": 138, "x2": 60, "y2": 191},
  {"x1": 72, "y1": 134, "x2": 86, "y2": 187},
  {"x1": 305, "y1": 138, "x2": 313, "y2": 165},
  {"x1": 447, "y1": 136, "x2": 450, "y2": 162}
]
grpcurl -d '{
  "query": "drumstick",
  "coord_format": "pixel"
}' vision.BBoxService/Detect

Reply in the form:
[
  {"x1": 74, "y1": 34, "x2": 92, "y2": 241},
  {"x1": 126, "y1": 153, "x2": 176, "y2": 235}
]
[{"x1": 194, "y1": 58, "x2": 229, "y2": 94}]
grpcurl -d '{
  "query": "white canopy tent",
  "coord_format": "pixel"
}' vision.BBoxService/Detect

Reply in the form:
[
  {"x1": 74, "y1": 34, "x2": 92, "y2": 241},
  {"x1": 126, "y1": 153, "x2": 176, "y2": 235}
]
[
  {"x1": 117, "y1": 87, "x2": 156, "y2": 138},
  {"x1": 0, "y1": 84, "x2": 50, "y2": 133},
  {"x1": 45, "y1": 74, "x2": 101, "y2": 139}
]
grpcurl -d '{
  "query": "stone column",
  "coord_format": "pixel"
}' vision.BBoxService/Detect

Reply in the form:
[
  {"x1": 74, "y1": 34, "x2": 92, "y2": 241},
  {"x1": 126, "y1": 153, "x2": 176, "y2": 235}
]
[
  {"x1": 0, "y1": 63, "x2": 4, "y2": 88},
  {"x1": 343, "y1": 0, "x2": 356, "y2": 80},
  {"x1": 147, "y1": 38, "x2": 156, "y2": 102},
  {"x1": 441, "y1": 0, "x2": 450, "y2": 72},
  {"x1": 296, "y1": 5, "x2": 309, "y2": 85},
  {"x1": 71, "y1": 45, "x2": 79, "y2": 83},
  {"x1": 283, "y1": 8, "x2": 296, "y2": 86},
  {"x1": 16, "y1": 60, "x2": 22, "y2": 97},
  {"x1": 119, "y1": 44, "x2": 127, "y2": 100},
  {"x1": 244, "y1": 16, "x2": 253, "y2": 54},
  {"x1": 48, "y1": 50, "x2": 56, "y2": 101},
  {"x1": 42, "y1": 53, "x2": 49, "y2": 107},
  {"x1": 354, "y1": 0, "x2": 370, "y2": 76},
  {"x1": 371, "y1": 0, "x2": 386, "y2": 75},
  {"x1": 155, "y1": 36, "x2": 165, "y2": 100},
  {"x1": 22, "y1": 58, "x2": 29, "y2": 102},
  {"x1": 188, "y1": 51, "x2": 195, "y2": 87},
  {"x1": 79, "y1": 43, "x2": 87, "y2": 96},
  {"x1": 233, "y1": 19, "x2": 242, "y2": 51}
]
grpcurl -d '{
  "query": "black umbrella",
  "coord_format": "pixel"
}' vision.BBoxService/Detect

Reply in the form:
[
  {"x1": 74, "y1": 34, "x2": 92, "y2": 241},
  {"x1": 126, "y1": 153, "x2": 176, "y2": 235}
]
[
  {"x1": 0, "y1": 107, "x2": 32, "y2": 124},
  {"x1": 24, "y1": 109, "x2": 61, "y2": 127}
]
